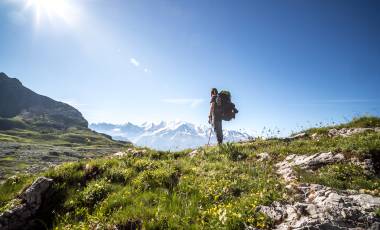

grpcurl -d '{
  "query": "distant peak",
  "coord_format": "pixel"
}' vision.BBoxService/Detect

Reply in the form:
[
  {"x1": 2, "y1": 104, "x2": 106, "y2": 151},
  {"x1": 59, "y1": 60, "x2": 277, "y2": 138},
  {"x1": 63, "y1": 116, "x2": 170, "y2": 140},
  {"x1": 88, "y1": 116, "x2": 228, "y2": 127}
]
[
  {"x1": 0, "y1": 72, "x2": 9, "y2": 79},
  {"x1": 0, "y1": 72, "x2": 22, "y2": 85}
]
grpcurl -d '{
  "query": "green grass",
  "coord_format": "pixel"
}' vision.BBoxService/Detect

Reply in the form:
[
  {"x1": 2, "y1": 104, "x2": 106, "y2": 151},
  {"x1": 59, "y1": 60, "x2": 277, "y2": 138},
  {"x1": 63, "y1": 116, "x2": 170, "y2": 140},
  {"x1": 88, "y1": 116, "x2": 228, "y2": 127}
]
[
  {"x1": 304, "y1": 116, "x2": 380, "y2": 135},
  {"x1": 296, "y1": 163, "x2": 380, "y2": 192},
  {"x1": 0, "y1": 117, "x2": 28, "y2": 130},
  {"x1": 0, "y1": 145, "x2": 285, "y2": 229},
  {"x1": 0, "y1": 116, "x2": 379, "y2": 229},
  {"x1": 0, "y1": 175, "x2": 35, "y2": 212},
  {"x1": 0, "y1": 128, "x2": 125, "y2": 147}
]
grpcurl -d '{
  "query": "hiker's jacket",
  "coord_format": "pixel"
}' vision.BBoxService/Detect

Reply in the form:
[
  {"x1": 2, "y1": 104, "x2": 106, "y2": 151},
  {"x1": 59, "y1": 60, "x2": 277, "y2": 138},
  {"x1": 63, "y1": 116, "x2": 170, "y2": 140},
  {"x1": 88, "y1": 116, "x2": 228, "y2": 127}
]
[{"x1": 210, "y1": 95, "x2": 221, "y2": 120}]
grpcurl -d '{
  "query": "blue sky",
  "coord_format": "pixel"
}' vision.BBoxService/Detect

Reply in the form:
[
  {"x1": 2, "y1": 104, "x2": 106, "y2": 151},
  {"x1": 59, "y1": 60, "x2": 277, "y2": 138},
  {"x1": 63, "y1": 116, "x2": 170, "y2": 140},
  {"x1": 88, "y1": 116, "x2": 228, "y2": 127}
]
[{"x1": 0, "y1": 0, "x2": 379, "y2": 135}]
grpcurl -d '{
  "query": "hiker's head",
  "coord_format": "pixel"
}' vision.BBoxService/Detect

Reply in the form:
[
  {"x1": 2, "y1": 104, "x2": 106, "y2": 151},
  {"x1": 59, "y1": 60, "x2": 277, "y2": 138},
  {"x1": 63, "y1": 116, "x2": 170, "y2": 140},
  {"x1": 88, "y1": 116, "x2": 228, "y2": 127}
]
[{"x1": 211, "y1": 88, "x2": 218, "y2": 96}]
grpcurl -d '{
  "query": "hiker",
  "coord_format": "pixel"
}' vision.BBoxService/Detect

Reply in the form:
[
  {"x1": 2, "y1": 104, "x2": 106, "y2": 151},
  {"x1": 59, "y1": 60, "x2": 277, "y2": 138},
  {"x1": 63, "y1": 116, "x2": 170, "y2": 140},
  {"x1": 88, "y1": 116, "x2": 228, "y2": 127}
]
[
  {"x1": 209, "y1": 88, "x2": 223, "y2": 144},
  {"x1": 209, "y1": 88, "x2": 239, "y2": 145}
]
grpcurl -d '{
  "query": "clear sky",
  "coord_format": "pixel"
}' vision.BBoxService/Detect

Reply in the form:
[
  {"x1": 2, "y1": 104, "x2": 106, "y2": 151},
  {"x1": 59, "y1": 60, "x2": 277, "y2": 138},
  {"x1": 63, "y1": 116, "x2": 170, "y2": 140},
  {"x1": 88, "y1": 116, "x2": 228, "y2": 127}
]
[{"x1": 0, "y1": 0, "x2": 379, "y2": 135}]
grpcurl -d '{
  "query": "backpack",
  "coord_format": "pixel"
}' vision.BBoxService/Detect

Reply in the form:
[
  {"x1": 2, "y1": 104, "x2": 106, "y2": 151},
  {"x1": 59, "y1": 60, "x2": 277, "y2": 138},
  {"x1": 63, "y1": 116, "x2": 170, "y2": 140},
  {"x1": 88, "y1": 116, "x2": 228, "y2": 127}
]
[{"x1": 216, "y1": 90, "x2": 238, "y2": 121}]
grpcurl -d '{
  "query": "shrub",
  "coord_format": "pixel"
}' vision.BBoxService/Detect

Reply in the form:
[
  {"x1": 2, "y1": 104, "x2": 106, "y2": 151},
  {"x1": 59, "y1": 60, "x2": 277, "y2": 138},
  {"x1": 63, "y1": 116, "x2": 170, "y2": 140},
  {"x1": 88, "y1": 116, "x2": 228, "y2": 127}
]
[
  {"x1": 45, "y1": 162, "x2": 85, "y2": 185},
  {"x1": 81, "y1": 179, "x2": 112, "y2": 207},
  {"x1": 103, "y1": 167, "x2": 135, "y2": 184},
  {"x1": 219, "y1": 143, "x2": 248, "y2": 161},
  {"x1": 132, "y1": 167, "x2": 180, "y2": 191}
]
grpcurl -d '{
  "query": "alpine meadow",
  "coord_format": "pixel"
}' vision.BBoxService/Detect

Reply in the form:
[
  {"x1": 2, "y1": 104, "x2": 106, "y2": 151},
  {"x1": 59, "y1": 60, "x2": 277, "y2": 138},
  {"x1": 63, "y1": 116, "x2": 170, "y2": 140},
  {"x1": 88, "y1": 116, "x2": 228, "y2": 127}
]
[{"x1": 0, "y1": 0, "x2": 380, "y2": 229}]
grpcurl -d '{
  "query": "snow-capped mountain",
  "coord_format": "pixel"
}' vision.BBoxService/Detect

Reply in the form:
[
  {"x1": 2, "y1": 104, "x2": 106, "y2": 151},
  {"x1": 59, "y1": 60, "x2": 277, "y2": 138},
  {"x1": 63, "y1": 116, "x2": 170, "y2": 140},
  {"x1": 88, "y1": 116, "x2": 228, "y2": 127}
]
[{"x1": 90, "y1": 121, "x2": 251, "y2": 150}]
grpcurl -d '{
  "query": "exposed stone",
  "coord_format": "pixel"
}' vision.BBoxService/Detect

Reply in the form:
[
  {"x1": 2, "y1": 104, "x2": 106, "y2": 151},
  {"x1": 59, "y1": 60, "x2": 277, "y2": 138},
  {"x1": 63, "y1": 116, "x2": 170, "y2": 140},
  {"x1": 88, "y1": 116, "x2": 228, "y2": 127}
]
[
  {"x1": 188, "y1": 150, "x2": 198, "y2": 158},
  {"x1": 276, "y1": 152, "x2": 345, "y2": 181},
  {"x1": 351, "y1": 157, "x2": 376, "y2": 176},
  {"x1": 310, "y1": 133, "x2": 319, "y2": 140},
  {"x1": 257, "y1": 152, "x2": 271, "y2": 162},
  {"x1": 113, "y1": 151, "x2": 127, "y2": 157},
  {"x1": 113, "y1": 148, "x2": 147, "y2": 158},
  {"x1": 258, "y1": 183, "x2": 380, "y2": 229},
  {"x1": 0, "y1": 177, "x2": 53, "y2": 230},
  {"x1": 289, "y1": 133, "x2": 307, "y2": 140},
  {"x1": 328, "y1": 127, "x2": 380, "y2": 138}
]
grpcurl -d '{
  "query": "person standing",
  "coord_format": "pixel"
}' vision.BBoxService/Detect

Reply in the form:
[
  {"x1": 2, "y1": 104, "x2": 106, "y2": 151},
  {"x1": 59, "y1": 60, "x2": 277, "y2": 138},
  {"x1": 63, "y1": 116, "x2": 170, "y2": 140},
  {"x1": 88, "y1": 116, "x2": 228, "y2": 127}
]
[{"x1": 209, "y1": 88, "x2": 223, "y2": 144}]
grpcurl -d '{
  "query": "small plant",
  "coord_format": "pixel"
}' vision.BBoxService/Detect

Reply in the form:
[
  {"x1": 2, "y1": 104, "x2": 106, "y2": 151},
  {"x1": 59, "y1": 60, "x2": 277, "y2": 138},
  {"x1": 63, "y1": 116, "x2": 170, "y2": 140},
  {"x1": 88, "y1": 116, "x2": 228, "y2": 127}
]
[
  {"x1": 81, "y1": 179, "x2": 112, "y2": 207},
  {"x1": 296, "y1": 163, "x2": 380, "y2": 191},
  {"x1": 219, "y1": 143, "x2": 248, "y2": 161}
]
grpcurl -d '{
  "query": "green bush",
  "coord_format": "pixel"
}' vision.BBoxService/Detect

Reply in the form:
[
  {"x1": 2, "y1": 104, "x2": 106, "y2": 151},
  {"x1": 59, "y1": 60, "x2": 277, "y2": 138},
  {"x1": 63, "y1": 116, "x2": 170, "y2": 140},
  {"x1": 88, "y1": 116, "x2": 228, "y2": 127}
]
[
  {"x1": 219, "y1": 143, "x2": 248, "y2": 161},
  {"x1": 132, "y1": 167, "x2": 180, "y2": 191},
  {"x1": 103, "y1": 167, "x2": 135, "y2": 184},
  {"x1": 81, "y1": 179, "x2": 112, "y2": 207},
  {"x1": 44, "y1": 162, "x2": 85, "y2": 185}
]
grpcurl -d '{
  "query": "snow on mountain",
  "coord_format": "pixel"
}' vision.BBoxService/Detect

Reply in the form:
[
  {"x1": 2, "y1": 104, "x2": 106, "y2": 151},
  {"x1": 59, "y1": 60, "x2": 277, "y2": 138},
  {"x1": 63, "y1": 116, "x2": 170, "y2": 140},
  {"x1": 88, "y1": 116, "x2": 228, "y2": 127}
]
[{"x1": 90, "y1": 121, "x2": 251, "y2": 151}]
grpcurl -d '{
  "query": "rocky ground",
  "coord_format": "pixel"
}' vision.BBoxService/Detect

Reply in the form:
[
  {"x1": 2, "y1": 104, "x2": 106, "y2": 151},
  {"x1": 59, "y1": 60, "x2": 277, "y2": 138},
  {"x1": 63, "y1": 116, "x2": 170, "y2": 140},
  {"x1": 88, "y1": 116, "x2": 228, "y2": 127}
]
[
  {"x1": 0, "y1": 142, "x2": 123, "y2": 182},
  {"x1": 0, "y1": 117, "x2": 379, "y2": 229},
  {"x1": 258, "y1": 151, "x2": 380, "y2": 229}
]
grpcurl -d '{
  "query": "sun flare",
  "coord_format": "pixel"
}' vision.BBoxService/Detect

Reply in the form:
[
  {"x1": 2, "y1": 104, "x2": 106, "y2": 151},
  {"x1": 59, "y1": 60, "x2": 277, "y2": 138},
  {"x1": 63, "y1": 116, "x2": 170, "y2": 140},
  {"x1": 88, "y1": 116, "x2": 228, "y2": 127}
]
[{"x1": 25, "y1": 0, "x2": 78, "y2": 26}]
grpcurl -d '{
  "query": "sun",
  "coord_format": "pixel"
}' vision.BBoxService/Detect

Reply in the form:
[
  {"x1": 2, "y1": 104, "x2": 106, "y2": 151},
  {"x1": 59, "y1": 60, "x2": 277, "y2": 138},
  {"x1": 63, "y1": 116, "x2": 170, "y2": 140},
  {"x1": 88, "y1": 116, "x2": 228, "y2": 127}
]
[{"x1": 25, "y1": 0, "x2": 78, "y2": 26}]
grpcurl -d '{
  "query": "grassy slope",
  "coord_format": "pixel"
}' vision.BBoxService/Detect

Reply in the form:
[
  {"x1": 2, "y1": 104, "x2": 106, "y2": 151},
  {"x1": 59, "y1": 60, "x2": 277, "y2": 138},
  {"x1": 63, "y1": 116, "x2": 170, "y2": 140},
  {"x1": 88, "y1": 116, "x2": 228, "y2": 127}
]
[
  {"x1": 0, "y1": 119, "x2": 130, "y2": 181},
  {"x1": 0, "y1": 116, "x2": 379, "y2": 229}
]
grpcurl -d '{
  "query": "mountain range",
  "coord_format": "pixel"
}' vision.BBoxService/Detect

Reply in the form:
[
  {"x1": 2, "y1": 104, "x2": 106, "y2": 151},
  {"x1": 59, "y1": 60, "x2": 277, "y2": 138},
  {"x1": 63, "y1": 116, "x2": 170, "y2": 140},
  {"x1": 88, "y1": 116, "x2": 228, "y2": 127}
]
[
  {"x1": 0, "y1": 72, "x2": 88, "y2": 130},
  {"x1": 90, "y1": 121, "x2": 251, "y2": 150}
]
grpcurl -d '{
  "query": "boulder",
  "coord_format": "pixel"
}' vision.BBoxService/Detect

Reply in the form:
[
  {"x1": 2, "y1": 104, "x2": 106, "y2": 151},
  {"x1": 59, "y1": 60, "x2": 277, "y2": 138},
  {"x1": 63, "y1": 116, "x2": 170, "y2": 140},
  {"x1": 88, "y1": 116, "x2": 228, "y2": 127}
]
[
  {"x1": 328, "y1": 127, "x2": 380, "y2": 138},
  {"x1": 276, "y1": 152, "x2": 345, "y2": 181},
  {"x1": 288, "y1": 133, "x2": 308, "y2": 140},
  {"x1": 188, "y1": 150, "x2": 198, "y2": 158},
  {"x1": 0, "y1": 177, "x2": 53, "y2": 230},
  {"x1": 258, "y1": 183, "x2": 380, "y2": 229},
  {"x1": 256, "y1": 152, "x2": 271, "y2": 162}
]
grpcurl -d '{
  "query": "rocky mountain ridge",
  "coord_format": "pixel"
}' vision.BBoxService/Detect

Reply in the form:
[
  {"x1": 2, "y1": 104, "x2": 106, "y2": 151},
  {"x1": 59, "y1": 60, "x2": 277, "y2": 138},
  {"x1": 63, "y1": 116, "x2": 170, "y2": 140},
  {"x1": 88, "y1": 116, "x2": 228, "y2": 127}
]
[
  {"x1": 90, "y1": 120, "x2": 251, "y2": 150},
  {"x1": 0, "y1": 72, "x2": 88, "y2": 130}
]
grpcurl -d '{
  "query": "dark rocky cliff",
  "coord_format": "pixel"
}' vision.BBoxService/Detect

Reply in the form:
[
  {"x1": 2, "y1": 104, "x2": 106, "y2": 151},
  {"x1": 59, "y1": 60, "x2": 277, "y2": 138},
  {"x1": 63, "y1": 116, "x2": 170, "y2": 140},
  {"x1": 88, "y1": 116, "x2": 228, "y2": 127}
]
[{"x1": 0, "y1": 72, "x2": 88, "y2": 129}]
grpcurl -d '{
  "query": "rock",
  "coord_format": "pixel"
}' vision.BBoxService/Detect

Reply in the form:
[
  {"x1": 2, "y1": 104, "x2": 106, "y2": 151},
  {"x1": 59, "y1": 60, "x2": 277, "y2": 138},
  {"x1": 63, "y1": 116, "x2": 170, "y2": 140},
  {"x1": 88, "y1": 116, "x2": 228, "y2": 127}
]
[
  {"x1": 113, "y1": 148, "x2": 147, "y2": 158},
  {"x1": 128, "y1": 148, "x2": 147, "y2": 157},
  {"x1": 113, "y1": 151, "x2": 127, "y2": 157},
  {"x1": 258, "y1": 183, "x2": 380, "y2": 229},
  {"x1": 20, "y1": 177, "x2": 53, "y2": 209},
  {"x1": 276, "y1": 152, "x2": 345, "y2": 181},
  {"x1": 328, "y1": 127, "x2": 380, "y2": 138},
  {"x1": 351, "y1": 157, "x2": 376, "y2": 176},
  {"x1": 188, "y1": 150, "x2": 198, "y2": 158},
  {"x1": 310, "y1": 133, "x2": 319, "y2": 140},
  {"x1": 289, "y1": 133, "x2": 307, "y2": 140},
  {"x1": 257, "y1": 152, "x2": 271, "y2": 162},
  {"x1": 0, "y1": 177, "x2": 53, "y2": 230}
]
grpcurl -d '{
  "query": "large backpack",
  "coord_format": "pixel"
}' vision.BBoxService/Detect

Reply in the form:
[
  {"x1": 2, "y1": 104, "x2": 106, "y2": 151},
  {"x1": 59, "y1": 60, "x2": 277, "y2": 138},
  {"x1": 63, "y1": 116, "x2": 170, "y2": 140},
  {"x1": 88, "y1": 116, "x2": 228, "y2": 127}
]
[{"x1": 216, "y1": 90, "x2": 238, "y2": 121}]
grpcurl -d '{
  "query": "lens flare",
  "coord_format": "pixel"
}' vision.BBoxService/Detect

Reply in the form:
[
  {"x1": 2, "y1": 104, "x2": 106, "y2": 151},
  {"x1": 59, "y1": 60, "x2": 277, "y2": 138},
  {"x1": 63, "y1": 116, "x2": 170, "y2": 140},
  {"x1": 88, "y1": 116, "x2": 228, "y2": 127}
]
[{"x1": 25, "y1": 0, "x2": 79, "y2": 26}]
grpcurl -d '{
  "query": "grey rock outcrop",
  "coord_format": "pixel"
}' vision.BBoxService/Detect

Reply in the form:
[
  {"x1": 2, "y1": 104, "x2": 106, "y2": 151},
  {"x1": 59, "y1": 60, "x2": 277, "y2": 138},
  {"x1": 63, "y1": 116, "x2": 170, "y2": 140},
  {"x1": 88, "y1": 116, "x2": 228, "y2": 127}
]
[
  {"x1": 276, "y1": 152, "x2": 345, "y2": 181},
  {"x1": 0, "y1": 177, "x2": 53, "y2": 230},
  {"x1": 328, "y1": 127, "x2": 380, "y2": 138},
  {"x1": 256, "y1": 152, "x2": 271, "y2": 162},
  {"x1": 288, "y1": 132, "x2": 308, "y2": 140},
  {"x1": 258, "y1": 183, "x2": 380, "y2": 229}
]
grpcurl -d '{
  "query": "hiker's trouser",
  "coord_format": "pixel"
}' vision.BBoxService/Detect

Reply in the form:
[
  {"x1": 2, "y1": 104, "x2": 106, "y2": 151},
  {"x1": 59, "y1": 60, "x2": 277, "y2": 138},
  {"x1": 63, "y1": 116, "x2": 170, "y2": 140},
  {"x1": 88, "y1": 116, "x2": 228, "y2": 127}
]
[{"x1": 213, "y1": 118, "x2": 223, "y2": 144}]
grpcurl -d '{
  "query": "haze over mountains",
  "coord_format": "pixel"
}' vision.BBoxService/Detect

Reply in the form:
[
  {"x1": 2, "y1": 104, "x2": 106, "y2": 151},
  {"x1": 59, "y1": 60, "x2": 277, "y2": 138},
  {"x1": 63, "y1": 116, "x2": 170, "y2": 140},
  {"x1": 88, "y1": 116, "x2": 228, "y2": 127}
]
[{"x1": 90, "y1": 121, "x2": 251, "y2": 150}]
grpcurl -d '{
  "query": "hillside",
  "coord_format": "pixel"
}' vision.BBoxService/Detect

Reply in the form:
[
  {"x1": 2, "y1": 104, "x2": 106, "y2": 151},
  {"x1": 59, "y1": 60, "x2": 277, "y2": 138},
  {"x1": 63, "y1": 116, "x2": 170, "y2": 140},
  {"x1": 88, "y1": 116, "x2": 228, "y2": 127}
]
[
  {"x1": 0, "y1": 72, "x2": 88, "y2": 130},
  {"x1": 0, "y1": 116, "x2": 379, "y2": 229},
  {"x1": 90, "y1": 121, "x2": 251, "y2": 150},
  {"x1": 0, "y1": 73, "x2": 130, "y2": 181}
]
